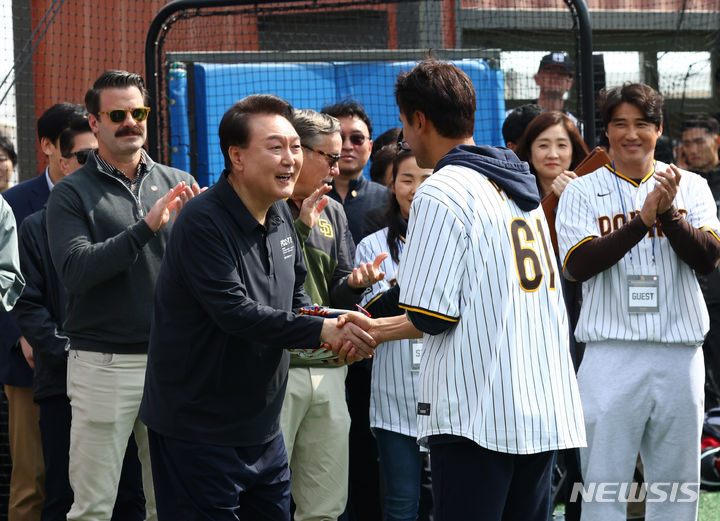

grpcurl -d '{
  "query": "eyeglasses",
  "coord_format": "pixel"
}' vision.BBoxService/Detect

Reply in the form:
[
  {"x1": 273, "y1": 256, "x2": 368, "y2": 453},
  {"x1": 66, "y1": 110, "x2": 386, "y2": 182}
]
[
  {"x1": 302, "y1": 144, "x2": 341, "y2": 168},
  {"x1": 64, "y1": 148, "x2": 96, "y2": 165},
  {"x1": 341, "y1": 133, "x2": 368, "y2": 147},
  {"x1": 397, "y1": 130, "x2": 411, "y2": 152},
  {"x1": 97, "y1": 107, "x2": 151, "y2": 124}
]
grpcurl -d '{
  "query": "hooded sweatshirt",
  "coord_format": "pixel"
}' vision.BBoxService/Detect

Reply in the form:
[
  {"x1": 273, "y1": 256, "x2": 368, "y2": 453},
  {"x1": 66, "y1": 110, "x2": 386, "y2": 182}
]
[{"x1": 408, "y1": 144, "x2": 541, "y2": 334}]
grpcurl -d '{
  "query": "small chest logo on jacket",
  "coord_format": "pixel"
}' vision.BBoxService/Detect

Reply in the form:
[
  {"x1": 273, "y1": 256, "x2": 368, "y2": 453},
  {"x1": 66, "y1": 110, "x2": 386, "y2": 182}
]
[
  {"x1": 280, "y1": 236, "x2": 295, "y2": 259},
  {"x1": 317, "y1": 218, "x2": 334, "y2": 238}
]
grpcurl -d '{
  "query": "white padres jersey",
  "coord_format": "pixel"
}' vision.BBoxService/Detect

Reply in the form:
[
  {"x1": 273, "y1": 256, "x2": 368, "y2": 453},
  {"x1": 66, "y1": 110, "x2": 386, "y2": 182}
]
[
  {"x1": 397, "y1": 164, "x2": 586, "y2": 454},
  {"x1": 356, "y1": 228, "x2": 419, "y2": 437},
  {"x1": 557, "y1": 161, "x2": 720, "y2": 345}
]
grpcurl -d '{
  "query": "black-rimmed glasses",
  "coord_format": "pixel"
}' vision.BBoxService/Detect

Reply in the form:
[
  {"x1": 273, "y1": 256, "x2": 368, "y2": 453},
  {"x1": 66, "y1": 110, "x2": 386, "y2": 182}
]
[
  {"x1": 397, "y1": 130, "x2": 411, "y2": 152},
  {"x1": 302, "y1": 144, "x2": 341, "y2": 168},
  {"x1": 64, "y1": 148, "x2": 96, "y2": 165},
  {"x1": 97, "y1": 107, "x2": 151, "y2": 124}
]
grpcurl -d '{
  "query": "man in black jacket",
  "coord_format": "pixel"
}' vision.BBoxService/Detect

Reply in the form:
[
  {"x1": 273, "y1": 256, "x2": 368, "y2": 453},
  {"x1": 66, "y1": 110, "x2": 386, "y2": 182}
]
[
  {"x1": 13, "y1": 118, "x2": 145, "y2": 521},
  {"x1": 1, "y1": 102, "x2": 85, "y2": 521},
  {"x1": 140, "y1": 94, "x2": 376, "y2": 521},
  {"x1": 680, "y1": 114, "x2": 720, "y2": 409}
]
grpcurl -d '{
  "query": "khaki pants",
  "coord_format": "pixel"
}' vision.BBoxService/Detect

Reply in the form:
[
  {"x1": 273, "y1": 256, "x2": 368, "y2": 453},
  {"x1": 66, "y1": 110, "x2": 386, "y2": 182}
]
[
  {"x1": 4, "y1": 384, "x2": 44, "y2": 521},
  {"x1": 66, "y1": 350, "x2": 155, "y2": 521},
  {"x1": 281, "y1": 366, "x2": 350, "y2": 521}
]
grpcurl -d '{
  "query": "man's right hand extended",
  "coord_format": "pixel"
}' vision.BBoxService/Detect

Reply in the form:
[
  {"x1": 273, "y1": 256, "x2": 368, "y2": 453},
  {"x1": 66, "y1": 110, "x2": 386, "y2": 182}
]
[{"x1": 320, "y1": 316, "x2": 376, "y2": 362}]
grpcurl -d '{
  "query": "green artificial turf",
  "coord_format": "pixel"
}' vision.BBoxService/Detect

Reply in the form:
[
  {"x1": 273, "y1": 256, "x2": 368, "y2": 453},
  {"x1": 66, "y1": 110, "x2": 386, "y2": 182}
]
[{"x1": 700, "y1": 490, "x2": 720, "y2": 520}]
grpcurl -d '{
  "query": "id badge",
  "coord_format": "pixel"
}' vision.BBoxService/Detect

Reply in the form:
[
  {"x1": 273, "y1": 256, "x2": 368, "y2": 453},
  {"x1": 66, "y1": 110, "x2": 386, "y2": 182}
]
[
  {"x1": 627, "y1": 274, "x2": 659, "y2": 313},
  {"x1": 411, "y1": 341, "x2": 422, "y2": 372}
]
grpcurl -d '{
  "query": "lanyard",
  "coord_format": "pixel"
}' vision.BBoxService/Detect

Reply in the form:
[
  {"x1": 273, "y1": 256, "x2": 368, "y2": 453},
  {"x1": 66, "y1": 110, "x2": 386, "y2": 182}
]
[{"x1": 612, "y1": 162, "x2": 655, "y2": 264}]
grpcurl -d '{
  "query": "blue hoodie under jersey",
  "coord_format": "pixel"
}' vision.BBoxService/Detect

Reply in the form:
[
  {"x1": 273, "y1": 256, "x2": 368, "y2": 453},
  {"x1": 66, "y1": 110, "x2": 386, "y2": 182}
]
[
  {"x1": 408, "y1": 144, "x2": 541, "y2": 334},
  {"x1": 433, "y1": 144, "x2": 540, "y2": 211}
]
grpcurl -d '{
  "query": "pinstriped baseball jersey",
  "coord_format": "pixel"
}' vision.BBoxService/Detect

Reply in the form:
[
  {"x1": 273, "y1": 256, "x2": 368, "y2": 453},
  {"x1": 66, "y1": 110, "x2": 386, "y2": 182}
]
[
  {"x1": 557, "y1": 161, "x2": 720, "y2": 345},
  {"x1": 397, "y1": 164, "x2": 586, "y2": 454},
  {"x1": 356, "y1": 227, "x2": 419, "y2": 437}
]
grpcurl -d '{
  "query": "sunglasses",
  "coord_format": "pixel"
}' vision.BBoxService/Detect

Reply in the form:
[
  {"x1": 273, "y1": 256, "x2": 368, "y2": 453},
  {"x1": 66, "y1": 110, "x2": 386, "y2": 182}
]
[
  {"x1": 64, "y1": 148, "x2": 96, "y2": 165},
  {"x1": 302, "y1": 144, "x2": 341, "y2": 168},
  {"x1": 97, "y1": 107, "x2": 151, "y2": 124},
  {"x1": 341, "y1": 133, "x2": 368, "y2": 147},
  {"x1": 397, "y1": 130, "x2": 411, "y2": 152}
]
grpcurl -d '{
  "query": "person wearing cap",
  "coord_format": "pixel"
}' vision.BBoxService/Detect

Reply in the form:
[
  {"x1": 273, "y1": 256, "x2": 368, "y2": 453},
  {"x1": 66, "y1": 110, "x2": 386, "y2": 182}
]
[{"x1": 535, "y1": 52, "x2": 575, "y2": 113}]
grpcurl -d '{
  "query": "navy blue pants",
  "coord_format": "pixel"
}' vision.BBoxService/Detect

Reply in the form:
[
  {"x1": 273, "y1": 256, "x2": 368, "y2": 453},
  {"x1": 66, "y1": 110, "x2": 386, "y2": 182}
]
[
  {"x1": 37, "y1": 394, "x2": 145, "y2": 521},
  {"x1": 428, "y1": 436, "x2": 553, "y2": 521},
  {"x1": 148, "y1": 429, "x2": 290, "y2": 521}
]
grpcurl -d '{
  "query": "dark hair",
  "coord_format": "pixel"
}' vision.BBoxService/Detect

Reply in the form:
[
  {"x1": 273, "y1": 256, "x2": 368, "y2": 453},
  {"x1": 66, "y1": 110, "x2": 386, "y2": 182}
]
[
  {"x1": 218, "y1": 94, "x2": 294, "y2": 169},
  {"x1": 681, "y1": 114, "x2": 720, "y2": 136},
  {"x1": 515, "y1": 111, "x2": 589, "y2": 194},
  {"x1": 0, "y1": 135, "x2": 17, "y2": 166},
  {"x1": 37, "y1": 103, "x2": 87, "y2": 143},
  {"x1": 369, "y1": 145, "x2": 396, "y2": 185},
  {"x1": 371, "y1": 127, "x2": 401, "y2": 158},
  {"x1": 395, "y1": 59, "x2": 475, "y2": 139},
  {"x1": 502, "y1": 104, "x2": 545, "y2": 145},
  {"x1": 384, "y1": 149, "x2": 417, "y2": 264},
  {"x1": 85, "y1": 70, "x2": 149, "y2": 115},
  {"x1": 597, "y1": 82, "x2": 664, "y2": 129},
  {"x1": 321, "y1": 101, "x2": 373, "y2": 138},
  {"x1": 59, "y1": 118, "x2": 93, "y2": 158},
  {"x1": 654, "y1": 135, "x2": 675, "y2": 164}
]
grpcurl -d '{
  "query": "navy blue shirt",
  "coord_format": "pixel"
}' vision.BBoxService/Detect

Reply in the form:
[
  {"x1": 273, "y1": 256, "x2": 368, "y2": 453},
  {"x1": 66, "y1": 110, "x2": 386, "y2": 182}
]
[
  {"x1": 140, "y1": 172, "x2": 324, "y2": 447},
  {"x1": 328, "y1": 174, "x2": 390, "y2": 244}
]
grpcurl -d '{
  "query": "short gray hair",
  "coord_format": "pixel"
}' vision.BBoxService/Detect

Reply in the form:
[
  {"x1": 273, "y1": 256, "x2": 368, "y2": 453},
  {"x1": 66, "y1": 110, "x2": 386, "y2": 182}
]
[{"x1": 291, "y1": 109, "x2": 340, "y2": 148}]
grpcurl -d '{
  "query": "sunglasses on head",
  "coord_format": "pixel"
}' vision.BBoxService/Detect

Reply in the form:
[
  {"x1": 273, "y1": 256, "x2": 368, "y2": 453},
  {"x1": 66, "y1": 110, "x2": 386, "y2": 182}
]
[
  {"x1": 302, "y1": 144, "x2": 340, "y2": 168},
  {"x1": 64, "y1": 148, "x2": 96, "y2": 165},
  {"x1": 341, "y1": 133, "x2": 368, "y2": 147},
  {"x1": 97, "y1": 107, "x2": 151, "y2": 124},
  {"x1": 396, "y1": 130, "x2": 411, "y2": 152}
]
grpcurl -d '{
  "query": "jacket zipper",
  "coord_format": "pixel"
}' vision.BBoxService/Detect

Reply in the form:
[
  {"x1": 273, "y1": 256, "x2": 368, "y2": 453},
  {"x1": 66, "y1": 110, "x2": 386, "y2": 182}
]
[{"x1": 98, "y1": 166, "x2": 154, "y2": 219}]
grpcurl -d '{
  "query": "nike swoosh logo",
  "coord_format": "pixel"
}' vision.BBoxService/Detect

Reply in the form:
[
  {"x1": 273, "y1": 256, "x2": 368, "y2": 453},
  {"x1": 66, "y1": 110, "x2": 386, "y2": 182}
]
[{"x1": 597, "y1": 192, "x2": 611, "y2": 197}]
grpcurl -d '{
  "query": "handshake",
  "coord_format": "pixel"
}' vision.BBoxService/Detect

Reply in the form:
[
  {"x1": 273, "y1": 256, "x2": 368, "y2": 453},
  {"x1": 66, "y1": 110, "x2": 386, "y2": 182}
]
[
  {"x1": 288, "y1": 306, "x2": 383, "y2": 364},
  {"x1": 320, "y1": 310, "x2": 381, "y2": 363}
]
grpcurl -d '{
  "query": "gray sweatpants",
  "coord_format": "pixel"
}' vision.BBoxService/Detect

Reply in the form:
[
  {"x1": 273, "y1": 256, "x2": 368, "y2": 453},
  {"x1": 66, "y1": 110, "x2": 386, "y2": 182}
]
[{"x1": 578, "y1": 340, "x2": 703, "y2": 521}]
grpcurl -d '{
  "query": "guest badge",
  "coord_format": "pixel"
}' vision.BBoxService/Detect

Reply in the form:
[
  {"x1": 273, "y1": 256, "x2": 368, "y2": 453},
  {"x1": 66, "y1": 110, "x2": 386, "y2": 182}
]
[{"x1": 627, "y1": 273, "x2": 659, "y2": 313}]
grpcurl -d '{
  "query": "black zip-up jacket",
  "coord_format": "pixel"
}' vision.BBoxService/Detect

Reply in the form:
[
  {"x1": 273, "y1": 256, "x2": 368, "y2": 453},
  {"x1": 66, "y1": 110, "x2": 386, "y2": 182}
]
[
  {"x1": 46, "y1": 152, "x2": 195, "y2": 353},
  {"x1": 698, "y1": 162, "x2": 720, "y2": 304},
  {"x1": 12, "y1": 207, "x2": 68, "y2": 400},
  {"x1": 140, "y1": 172, "x2": 324, "y2": 446}
]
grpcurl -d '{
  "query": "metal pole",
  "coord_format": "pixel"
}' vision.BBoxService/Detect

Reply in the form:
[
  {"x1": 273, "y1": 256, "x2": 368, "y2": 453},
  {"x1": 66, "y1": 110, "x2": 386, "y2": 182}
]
[{"x1": 572, "y1": 0, "x2": 596, "y2": 148}]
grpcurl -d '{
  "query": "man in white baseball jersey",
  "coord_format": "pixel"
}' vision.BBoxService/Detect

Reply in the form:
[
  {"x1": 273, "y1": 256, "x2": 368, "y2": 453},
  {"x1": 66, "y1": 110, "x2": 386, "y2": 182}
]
[
  {"x1": 340, "y1": 59, "x2": 586, "y2": 521},
  {"x1": 556, "y1": 83, "x2": 720, "y2": 521}
]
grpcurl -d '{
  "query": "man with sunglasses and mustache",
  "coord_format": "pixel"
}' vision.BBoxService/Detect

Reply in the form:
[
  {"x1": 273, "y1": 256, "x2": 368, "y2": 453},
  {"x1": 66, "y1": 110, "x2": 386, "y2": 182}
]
[
  {"x1": 12, "y1": 117, "x2": 145, "y2": 521},
  {"x1": 1, "y1": 101, "x2": 86, "y2": 521},
  {"x1": 46, "y1": 70, "x2": 200, "y2": 521}
]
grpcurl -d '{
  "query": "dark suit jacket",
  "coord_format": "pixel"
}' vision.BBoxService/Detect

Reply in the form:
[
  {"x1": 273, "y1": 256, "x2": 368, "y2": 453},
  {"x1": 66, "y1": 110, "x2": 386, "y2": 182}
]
[{"x1": 0, "y1": 172, "x2": 51, "y2": 386}]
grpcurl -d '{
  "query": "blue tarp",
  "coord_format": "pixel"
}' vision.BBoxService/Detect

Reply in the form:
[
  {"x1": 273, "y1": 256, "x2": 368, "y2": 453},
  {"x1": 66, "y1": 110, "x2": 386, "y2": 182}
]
[{"x1": 167, "y1": 60, "x2": 505, "y2": 187}]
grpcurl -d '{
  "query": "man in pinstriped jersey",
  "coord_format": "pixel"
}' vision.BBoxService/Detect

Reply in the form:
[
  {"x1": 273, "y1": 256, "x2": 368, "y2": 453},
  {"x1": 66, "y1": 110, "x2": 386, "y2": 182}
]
[
  {"x1": 339, "y1": 59, "x2": 586, "y2": 521},
  {"x1": 557, "y1": 83, "x2": 720, "y2": 521}
]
